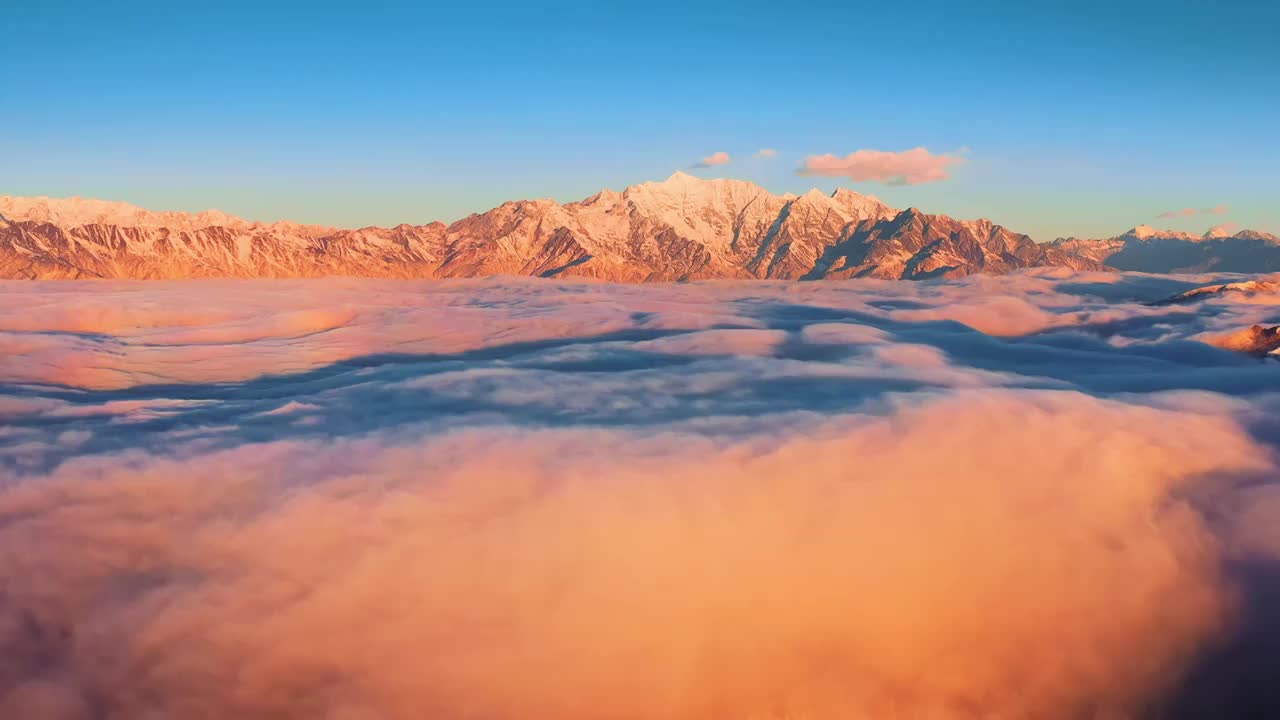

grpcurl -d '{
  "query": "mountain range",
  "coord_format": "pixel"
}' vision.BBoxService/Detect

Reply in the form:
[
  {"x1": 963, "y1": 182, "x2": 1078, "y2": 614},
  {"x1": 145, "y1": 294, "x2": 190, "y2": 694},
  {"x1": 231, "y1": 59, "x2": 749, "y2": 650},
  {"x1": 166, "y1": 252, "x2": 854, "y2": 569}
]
[
  {"x1": 0, "y1": 174, "x2": 1100, "y2": 281},
  {"x1": 1049, "y1": 225, "x2": 1280, "y2": 273},
  {"x1": 2, "y1": 174, "x2": 1275, "y2": 280}
]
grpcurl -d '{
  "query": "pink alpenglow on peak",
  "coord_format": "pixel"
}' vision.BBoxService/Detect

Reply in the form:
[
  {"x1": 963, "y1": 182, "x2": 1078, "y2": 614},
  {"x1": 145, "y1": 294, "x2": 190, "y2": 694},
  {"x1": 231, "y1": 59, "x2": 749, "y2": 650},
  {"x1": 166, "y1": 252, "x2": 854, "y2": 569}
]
[
  {"x1": 798, "y1": 147, "x2": 966, "y2": 185},
  {"x1": 0, "y1": 194, "x2": 252, "y2": 232},
  {"x1": 0, "y1": 194, "x2": 334, "y2": 236},
  {"x1": 1205, "y1": 222, "x2": 1240, "y2": 238},
  {"x1": 1126, "y1": 224, "x2": 1201, "y2": 241}
]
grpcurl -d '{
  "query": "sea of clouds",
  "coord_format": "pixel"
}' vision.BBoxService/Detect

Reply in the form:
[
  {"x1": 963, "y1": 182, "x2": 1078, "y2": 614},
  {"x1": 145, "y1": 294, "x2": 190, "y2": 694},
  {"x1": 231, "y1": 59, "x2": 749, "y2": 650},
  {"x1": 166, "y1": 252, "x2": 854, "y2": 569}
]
[{"x1": 2, "y1": 269, "x2": 1279, "y2": 719}]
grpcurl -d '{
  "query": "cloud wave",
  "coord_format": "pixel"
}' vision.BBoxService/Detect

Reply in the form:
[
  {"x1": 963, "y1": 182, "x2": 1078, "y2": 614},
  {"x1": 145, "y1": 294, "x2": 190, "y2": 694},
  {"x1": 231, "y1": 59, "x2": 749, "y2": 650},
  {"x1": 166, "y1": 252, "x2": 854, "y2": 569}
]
[{"x1": 3, "y1": 272, "x2": 1280, "y2": 718}]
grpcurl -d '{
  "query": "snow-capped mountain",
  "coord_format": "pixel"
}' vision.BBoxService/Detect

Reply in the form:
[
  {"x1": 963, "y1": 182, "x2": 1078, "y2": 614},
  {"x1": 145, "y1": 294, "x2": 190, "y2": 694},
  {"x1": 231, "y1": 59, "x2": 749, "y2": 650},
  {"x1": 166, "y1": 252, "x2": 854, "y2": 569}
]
[
  {"x1": 1, "y1": 174, "x2": 1104, "y2": 280},
  {"x1": 1049, "y1": 225, "x2": 1280, "y2": 274},
  {"x1": 1124, "y1": 225, "x2": 1202, "y2": 242}
]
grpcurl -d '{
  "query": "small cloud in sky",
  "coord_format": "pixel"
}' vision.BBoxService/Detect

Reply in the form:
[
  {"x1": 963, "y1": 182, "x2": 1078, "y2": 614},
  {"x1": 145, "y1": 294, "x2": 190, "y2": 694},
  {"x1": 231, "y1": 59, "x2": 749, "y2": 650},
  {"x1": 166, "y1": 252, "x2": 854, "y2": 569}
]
[
  {"x1": 755, "y1": 148, "x2": 778, "y2": 158},
  {"x1": 1158, "y1": 204, "x2": 1228, "y2": 218},
  {"x1": 797, "y1": 147, "x2": 965, "y2": 186},
  {"x1": 691, "y1": 151, "x2": 731, "y2": 169}
]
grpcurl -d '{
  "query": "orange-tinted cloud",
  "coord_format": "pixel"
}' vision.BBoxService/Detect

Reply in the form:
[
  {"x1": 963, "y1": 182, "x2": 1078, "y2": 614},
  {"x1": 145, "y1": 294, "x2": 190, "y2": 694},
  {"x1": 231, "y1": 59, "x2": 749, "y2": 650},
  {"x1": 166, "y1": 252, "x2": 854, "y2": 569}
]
[
  {"x1": 1158, "y1": 204, "x2": 1229, "y2": 218},
  {"x1": 3, "y1": 274, "x2": 1280, "y2": 718},
  {"x1": 798, "y1": 147, "x2": 965, "y2": 185},
  {"x1": 691, "y1": 151, "x2": 731, "y2": 168},
  {"x1": 0, "y1": 391, "x2": 1270, "y2": 719}
]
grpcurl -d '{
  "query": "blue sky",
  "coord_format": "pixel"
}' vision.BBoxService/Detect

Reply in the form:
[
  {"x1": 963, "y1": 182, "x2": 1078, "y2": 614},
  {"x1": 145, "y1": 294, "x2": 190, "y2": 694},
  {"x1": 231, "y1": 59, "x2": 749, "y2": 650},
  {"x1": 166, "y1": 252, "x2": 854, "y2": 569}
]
[{"x1": 4, "y1": 0, "x2": 1277, "y2": 240}]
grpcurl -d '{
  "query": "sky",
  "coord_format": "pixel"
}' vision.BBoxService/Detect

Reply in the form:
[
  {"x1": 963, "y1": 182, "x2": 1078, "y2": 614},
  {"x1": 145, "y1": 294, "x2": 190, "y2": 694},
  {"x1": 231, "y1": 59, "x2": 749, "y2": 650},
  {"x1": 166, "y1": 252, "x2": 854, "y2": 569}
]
[{"x1": 3, "y1": 0, "x2": 1278, "y2": 241}]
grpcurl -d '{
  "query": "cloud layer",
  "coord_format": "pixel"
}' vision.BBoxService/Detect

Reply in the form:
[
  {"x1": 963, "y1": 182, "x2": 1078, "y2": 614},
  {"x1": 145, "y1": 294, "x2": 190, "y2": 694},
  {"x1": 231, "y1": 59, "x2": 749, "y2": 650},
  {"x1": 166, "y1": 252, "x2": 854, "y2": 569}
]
[
  {"x1": 798, "y1": 147, "x2": 966, "y2": 185},
  {"x1": 2, "y1": 272, "x2": 1280, "y2": 718}
]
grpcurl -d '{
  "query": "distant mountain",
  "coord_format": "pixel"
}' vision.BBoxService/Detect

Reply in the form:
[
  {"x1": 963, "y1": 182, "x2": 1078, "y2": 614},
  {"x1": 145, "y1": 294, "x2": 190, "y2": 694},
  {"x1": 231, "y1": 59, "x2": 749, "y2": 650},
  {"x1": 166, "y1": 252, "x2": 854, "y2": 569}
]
[
  {"x1": 1, "y1": 174, "x2": 1104, "y2": 281},
  {"x1": 1050, "y1": 224, "x2": 1280, "y2": 274}
]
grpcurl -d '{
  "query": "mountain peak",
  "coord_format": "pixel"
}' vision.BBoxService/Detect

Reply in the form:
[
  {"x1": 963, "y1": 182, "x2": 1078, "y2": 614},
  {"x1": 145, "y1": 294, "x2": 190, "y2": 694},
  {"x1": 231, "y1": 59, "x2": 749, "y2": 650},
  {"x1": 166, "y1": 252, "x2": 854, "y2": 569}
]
[
  {"x1": 1123, "y1": 225, "x2": 1200, "y2": 242},
  {"x1": 1233, "y1": 229, "x2": 1280, "y2": 243},
  {"x1": 830, "y1": 187, "x2": 893, "y2": 216},
  {"x1": 1127, "y1": 224, "x2": 1158, "y2": 239},
  {"x1": 830, "y1": 187, "x2": 868, "y2": 202},
  {"x1": 626, "y1": 174, "x2": 775, "y2": 212},
  {"x1": 663, "y1": 170, "x2": 698, "y2": 184}
]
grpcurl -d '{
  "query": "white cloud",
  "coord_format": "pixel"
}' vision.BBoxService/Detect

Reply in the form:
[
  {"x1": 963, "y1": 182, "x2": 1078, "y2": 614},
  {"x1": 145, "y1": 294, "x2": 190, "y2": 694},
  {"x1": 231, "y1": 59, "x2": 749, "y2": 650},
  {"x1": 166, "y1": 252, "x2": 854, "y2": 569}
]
[{"x1": 755, "y1": 148, "x2": 778, "y2": 158}]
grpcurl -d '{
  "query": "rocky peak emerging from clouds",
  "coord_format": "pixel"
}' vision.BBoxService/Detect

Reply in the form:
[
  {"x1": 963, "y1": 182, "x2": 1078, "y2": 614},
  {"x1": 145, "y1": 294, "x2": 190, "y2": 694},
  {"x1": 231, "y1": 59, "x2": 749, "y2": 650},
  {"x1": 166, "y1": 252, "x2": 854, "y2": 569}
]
[
  {"x1": 1205, "y1": 324, "x2": 1280, "y2": 356},
  {"x1": 1, "y1": 176, "x2": 1104, "y2": 280},
  {"x1": 1151, "y1": 277, "x2": 1280, "y2": 305}
]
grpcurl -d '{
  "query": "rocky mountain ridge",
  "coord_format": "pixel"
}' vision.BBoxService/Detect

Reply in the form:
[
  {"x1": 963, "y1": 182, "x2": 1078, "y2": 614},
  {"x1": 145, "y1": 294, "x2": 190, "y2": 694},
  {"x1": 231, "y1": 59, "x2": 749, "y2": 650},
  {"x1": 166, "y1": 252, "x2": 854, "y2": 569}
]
[
  {"x1": 1049, "y1": 224, "x2": 1280, "y2": 274},
  {"x1": 2, "y1": 174, "x2": 1104, "y2": 280}
]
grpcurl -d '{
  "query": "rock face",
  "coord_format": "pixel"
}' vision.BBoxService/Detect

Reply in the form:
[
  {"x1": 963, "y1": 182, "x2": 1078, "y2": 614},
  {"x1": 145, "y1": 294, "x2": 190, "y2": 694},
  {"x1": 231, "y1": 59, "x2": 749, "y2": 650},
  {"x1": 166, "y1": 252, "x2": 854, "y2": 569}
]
[
  {"x1": 1, "y1": 174, "x2": 1105, "y2": 281},
  {"x1": 1050, "y1": 226, "x2": 1280, "y2": 274}
]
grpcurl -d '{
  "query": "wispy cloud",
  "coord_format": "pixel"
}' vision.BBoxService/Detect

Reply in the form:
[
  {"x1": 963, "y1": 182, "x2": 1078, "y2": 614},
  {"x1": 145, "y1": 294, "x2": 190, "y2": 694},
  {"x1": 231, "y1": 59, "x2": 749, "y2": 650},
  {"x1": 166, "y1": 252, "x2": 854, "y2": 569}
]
[
  {"x1": 797, "y1": 147, "x2": 966, "y2": 185},
  {"x1": 755, "y1": 148, "x2": 778, "y2": 158},
  {"x1": 691, "y1": 151, "x2": 731, "y2": 169},
  {"x1": 1158, "y1": 204, "x2": 1229, "y2": 218}
]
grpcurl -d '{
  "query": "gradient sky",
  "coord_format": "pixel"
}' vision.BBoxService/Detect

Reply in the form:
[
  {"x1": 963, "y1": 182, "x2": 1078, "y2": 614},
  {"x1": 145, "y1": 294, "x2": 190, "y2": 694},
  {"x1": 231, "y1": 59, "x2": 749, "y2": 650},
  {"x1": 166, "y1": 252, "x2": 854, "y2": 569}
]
[{"x1": 4, "y1": 0, "x2": 1278, "y2": 240}]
